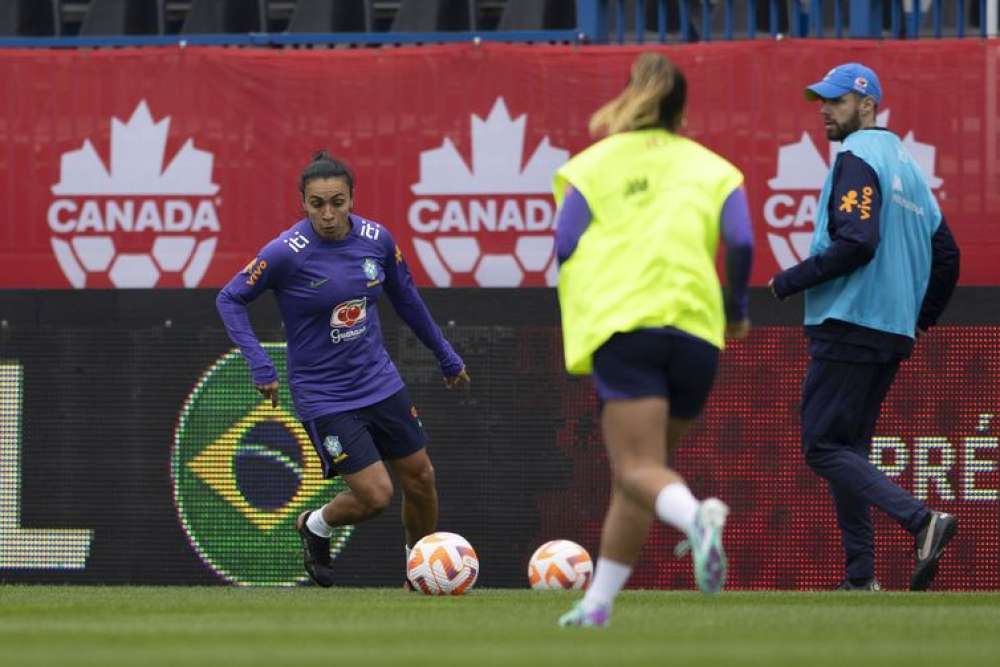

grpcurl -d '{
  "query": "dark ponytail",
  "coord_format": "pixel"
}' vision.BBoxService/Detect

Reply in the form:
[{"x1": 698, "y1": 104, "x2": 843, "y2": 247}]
[{"x1": 299, "y1": 150, "x2": 355, "y2": 195}]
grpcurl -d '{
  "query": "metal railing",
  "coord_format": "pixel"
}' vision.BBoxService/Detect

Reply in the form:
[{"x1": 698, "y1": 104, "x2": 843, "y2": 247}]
[
  {"x1": 0, "y1": 0, "x2": 994, "y2": 48},
  {"x1": 581, "y1": 0, "x2": 996, "y2": 42}
]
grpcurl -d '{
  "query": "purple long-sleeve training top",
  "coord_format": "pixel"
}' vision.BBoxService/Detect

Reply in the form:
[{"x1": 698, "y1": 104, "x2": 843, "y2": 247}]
[{"x1": 216, "y1": 214, "x2": 463, "y2": 421}]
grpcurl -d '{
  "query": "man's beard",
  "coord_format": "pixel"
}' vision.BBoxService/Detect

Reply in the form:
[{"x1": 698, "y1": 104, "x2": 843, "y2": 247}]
[{"x1": 826, "y1": 110, "x2": 862, "y2": 141}]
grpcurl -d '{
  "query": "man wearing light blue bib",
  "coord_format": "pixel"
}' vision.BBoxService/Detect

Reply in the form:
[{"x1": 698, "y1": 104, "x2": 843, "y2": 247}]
[{"x1": 770, "y1": 63, "x2": 960, "y2": 591}]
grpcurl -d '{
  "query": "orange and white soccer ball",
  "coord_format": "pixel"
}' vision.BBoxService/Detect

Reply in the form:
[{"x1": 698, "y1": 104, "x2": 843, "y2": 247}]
[
  {"x1": 407, "y1": 532, "x2": 479, "y2": 595},
  {"x1": 528, "y1": 539, "x2": 593, "y2": 590}
]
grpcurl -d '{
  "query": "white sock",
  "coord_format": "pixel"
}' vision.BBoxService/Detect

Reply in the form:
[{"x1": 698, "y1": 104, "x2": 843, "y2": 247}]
[
  {"x1": 654, "y1": 482, "x2": 699, "y2": 533},
  {"x1": 306, "y1": 509, "x2": 333, "y2": 538},
  {"x1": 581, "y1": 558, "x2": 632, "y2": 611}
]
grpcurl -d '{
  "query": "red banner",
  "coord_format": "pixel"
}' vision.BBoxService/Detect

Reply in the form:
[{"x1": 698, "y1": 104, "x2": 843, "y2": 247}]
[{"x1": 1, "y1": 41, "x2": 997, "y2": 288}]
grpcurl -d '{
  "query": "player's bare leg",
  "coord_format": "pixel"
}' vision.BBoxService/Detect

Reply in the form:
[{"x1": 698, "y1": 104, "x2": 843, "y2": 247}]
[
  {"x1": 388, "y1": 448, "x2": 438, "y2": 547},
  {"x1": 605, "y1": 406, "x2": 727, "y2": 596},
  {"x1": 320, "y1": 462, "x2": 395, "y2": 526},
  {"x1": 665, "y1": 417, "x2": 729, "y2": 595},
  {"x1": 605, "y1": 398, "x2": 680, "y2": 507},
  {"x1": 562, "y1": 397, "x2": 674, "y2": 627},
  {"x1": 601, "y1": 414, "x2": 693, "y2": 563},
  {"x1": 599, "y1": 489, "x2": 654, "y2": 565},
  {"x1": 295, "y1": 462, "x2": 394, "y2": 587},
  {"x1": 388, "y1": 448, "x2": 437, "y2": 590},
  {"x1": 666, "y1": 416, "x2": 694, "y2": 466},
  {"x1": 561, "y1": 400, "x2": 727, "y2": 625}
]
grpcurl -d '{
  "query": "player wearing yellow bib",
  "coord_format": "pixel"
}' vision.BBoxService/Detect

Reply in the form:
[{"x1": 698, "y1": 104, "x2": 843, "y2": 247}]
[{"x1": 555, "y1": 53, "x2": 753, "y2": 628}]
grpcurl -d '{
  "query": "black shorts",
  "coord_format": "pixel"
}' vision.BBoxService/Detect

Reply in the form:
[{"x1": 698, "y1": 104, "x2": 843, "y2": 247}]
[
  {"x1": 302, "y1": 387, "x2": 427, "y2": 478},
  {"x1": 592, "y1": 327, "x2": 719, "y2": 419}
]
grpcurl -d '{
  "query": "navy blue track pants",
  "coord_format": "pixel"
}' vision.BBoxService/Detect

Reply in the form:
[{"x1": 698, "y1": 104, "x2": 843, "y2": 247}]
[{"x1": 800, "y1": 356, "x2": 929, "y2": 580}]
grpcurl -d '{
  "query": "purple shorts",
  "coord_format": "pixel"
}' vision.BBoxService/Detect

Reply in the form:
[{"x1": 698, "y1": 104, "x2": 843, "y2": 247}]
[
  {"x1": 592, "y1": 327, "x2": 719, "y2": 419},
  {"x1": 303, "y1": 387, "x2": 427, "y2": 477}
]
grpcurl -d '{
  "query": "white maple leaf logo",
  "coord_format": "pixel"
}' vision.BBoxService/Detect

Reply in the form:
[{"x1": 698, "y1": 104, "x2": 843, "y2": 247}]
[
  {"x1": 52, "y1": 101, "x2": 218, "y2": 196},
  {"x1": 48, "y1": 100, "x2": 221, "y2": 289},
  {"x1": 411, "y1": 97, "x2": 568, "y2": 196}
]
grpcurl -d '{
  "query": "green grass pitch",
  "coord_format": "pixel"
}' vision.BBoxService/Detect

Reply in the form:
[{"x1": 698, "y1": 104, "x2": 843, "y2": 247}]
[{"x1": 1, "y1": 587, "x2": 998, "y2": 666}]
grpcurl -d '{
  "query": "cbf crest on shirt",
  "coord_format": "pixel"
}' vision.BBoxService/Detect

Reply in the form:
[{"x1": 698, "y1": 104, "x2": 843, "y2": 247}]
[{"x1": 362, "y1": 257, "x2": 379, "y2": 285}]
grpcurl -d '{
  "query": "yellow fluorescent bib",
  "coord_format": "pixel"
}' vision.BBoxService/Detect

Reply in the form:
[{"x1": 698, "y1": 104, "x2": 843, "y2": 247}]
[{"x1": 554, "y1": 129, "x2": 743, "y2": 375}]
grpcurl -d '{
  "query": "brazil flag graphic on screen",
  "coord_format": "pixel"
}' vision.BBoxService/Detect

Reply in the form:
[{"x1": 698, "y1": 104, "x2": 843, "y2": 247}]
[{"x1": 173, "y1": 343, "x2": 352, "y2": 585}]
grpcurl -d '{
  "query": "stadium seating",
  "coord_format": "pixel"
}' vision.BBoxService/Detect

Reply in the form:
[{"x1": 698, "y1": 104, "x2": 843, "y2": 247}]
[
  {"x1": 180, "y1": 0, "x2": 267, "y2": 34},
  {"x1": 497, "y1": 0, "x2": 577, "y2": 30},
  {"x1": 0, "y1": 0, "x2": 60, "y2": 36},
  {"x1": 898, "y1": 0, "x2": 983, "y2": 36},
  {"x1": 287, "y1": 0, "x2": 371, "y2": 33},
  {"x1": 607, "y1": 0, "x2": 714, "y2": 41},
  {"x1": 78, "y1": 0, "x2": 163, "y2": 36},
  {"x1": 390, "y1": 0, "x2": 473, "y2": 32},
  {"x1": 709, "y1": 0, "x2": 793, "y2": 38},
  {"x1": 0, "y1": 1, "x2": 990, "y2": 41}
]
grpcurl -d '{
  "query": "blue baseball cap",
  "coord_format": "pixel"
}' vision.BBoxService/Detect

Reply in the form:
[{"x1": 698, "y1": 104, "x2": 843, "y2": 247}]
[{"x1": 805, "y1": 63, "x2": 882, "y2": 104}]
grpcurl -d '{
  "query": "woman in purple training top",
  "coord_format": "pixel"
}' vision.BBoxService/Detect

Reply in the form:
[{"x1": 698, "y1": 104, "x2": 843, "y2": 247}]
[{"x1": 217, "y1": 151, "x2": 470, "y2": 587}]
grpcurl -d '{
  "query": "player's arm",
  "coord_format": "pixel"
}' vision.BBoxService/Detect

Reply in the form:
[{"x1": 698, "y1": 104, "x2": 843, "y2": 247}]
[
  {"x1": 917, "y1": 216, "x2": 960, "y2": 333},
  {"x1": 719, "y1": 186, "x2": 753, "y2": 339},
  {"x1": 380, "y1": 229, "x2": 468, "y2": 387},
  {"x1": 216, "y1": 244, "x2": 285, "y2": 404},
  {"x1": 770, "y1": 152, "x2": 881, "y2": 299},
  {"x1": 554, "y1": 186, "x2": 591, "y2": 265}
]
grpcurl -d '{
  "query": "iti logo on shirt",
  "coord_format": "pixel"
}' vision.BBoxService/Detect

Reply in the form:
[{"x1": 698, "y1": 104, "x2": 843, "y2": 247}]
[
  {"x1": 764, "y1": 110, "x2": 943, "y2": 269},
  {"x1": 407, "y1": 98, "x2": 569, "y2": 287},
  {"x1": 48, "y1": 101, "x2": 222, "y2": 288},
  {"x1": 172, "y1": 343, "x2": 353, "y2": 585}
]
